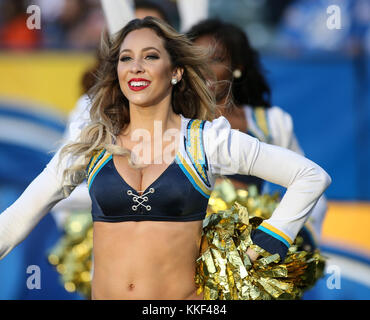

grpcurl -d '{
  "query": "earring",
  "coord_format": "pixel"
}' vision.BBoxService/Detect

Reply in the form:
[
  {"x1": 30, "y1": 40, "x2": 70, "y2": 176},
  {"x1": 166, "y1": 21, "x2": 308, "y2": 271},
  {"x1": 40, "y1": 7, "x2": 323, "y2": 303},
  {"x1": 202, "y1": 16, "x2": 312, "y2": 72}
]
[
  {"x1": 233, "y1": 69, "x2": 242, "y2": 79},
  {"x1": 171, "y1": 78, "x2": 178, "y2": 85}
]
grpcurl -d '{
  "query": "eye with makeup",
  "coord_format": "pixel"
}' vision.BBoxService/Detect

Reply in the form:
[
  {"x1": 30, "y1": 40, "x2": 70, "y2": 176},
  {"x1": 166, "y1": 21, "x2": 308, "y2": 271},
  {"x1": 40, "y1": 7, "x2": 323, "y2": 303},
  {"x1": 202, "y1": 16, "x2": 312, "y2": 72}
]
[
  {"x1": 145, "y1": 53, "x2": 159, "y2": 60},
  {"x1": 119, "y1": 54, "x2": 159, "y2": 62},
  {"x1": 119, "y1": 56, "x2": 131, "y2": 62}
]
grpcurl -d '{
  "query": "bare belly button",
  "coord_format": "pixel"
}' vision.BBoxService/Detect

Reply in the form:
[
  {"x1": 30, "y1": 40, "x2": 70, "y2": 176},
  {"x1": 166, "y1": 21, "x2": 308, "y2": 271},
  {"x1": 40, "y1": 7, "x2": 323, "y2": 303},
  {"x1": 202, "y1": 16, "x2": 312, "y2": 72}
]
[{"x1": 128, "y1": 283, "x2": 135, "y2": 290}]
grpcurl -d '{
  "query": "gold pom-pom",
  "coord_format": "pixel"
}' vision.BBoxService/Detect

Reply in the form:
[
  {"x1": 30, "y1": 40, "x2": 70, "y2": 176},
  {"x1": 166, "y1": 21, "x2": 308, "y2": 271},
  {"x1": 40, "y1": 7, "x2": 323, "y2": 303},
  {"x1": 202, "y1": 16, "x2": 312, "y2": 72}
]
[
  {"x1": 195, "y1": 181, "x2": 326, "y2": 300},
  {"x1": 48, "y1": 211, "x2": 93, "y2": 299}
]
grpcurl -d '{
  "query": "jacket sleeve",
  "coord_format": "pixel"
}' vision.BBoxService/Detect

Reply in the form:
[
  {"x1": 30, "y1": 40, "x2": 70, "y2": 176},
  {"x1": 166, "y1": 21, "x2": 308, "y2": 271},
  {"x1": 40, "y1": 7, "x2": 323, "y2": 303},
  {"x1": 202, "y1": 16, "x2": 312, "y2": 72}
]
[
  {"x1": 268, "y1": 106, "x2": 329, "y2": 242},
  {"x1": 203, "y1": 116, "x2": 331, "y2": 259},
  {"x1": 0, "y1": 116, "x2": 87, "y2": 260}
]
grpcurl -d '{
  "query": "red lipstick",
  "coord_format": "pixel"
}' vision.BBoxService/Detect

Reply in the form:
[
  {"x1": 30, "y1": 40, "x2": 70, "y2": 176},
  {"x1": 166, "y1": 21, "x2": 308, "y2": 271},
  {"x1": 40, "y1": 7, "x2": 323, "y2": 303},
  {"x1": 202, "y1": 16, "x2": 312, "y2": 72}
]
[{"x1": 128, "y1": 78, "x2": 151, "y2": 91}]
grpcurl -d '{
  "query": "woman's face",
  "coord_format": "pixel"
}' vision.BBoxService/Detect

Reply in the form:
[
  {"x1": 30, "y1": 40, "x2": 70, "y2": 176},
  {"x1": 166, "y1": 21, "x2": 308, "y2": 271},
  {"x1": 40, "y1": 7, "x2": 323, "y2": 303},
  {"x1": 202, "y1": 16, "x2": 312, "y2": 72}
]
[
  {"x1": 117, "y1": 28, "x2": 176, "y2": 108},
  {"x1": 194, "y1": 35, "x2": 232, "y2": 103}
]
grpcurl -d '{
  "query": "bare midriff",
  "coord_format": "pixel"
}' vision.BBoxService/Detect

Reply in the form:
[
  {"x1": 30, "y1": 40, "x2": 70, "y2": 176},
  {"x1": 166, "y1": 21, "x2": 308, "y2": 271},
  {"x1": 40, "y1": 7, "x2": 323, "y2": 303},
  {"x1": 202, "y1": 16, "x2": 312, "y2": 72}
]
[{"x1": 91, "y1": 220, "x2": 205, "y2": 300}]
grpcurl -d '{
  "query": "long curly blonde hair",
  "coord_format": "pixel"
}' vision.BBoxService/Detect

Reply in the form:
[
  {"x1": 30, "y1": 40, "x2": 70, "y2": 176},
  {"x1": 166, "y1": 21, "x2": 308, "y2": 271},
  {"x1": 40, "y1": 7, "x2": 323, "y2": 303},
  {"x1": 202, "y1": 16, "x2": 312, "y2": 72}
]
[{"x1": 58, "y1": 17, "x2": 216, "y2": 195}]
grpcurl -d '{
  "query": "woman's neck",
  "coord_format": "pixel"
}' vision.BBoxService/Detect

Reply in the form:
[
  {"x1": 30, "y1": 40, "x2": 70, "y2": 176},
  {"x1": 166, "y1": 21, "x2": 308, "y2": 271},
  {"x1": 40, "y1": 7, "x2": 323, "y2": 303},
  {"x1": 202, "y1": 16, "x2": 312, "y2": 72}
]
[{"x1": 123, "y1": 99, "x2": 181, "y2": 139}]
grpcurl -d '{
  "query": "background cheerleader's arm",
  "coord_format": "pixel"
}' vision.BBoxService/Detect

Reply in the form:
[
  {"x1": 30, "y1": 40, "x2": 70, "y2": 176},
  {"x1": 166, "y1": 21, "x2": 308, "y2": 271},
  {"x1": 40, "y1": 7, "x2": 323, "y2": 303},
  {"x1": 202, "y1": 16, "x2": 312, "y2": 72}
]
[
  {"x1": 100, "y1": 0, "x2": 135, "y2": 35},
  {"x1": 204, "y1": 116, "x2": 331, "y2": 260}
]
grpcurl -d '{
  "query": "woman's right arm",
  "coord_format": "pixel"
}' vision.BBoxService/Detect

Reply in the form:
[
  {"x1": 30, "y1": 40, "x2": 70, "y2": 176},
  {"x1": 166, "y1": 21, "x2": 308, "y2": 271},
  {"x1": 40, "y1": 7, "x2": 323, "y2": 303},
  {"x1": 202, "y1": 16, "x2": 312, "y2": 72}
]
[
  {"x1": 0, "y1": 101, "x2": 89, "y2": 260},
  {"x1": 0, "y1": 149, "x2": 78, "y2": 259}
]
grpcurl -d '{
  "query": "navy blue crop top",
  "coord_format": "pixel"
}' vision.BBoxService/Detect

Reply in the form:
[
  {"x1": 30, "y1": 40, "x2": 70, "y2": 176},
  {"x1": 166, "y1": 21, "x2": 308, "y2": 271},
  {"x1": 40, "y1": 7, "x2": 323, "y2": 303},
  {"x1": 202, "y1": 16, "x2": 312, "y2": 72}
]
[{"x1": 86, "y1": 116, "x2": 214, "y2": 222}]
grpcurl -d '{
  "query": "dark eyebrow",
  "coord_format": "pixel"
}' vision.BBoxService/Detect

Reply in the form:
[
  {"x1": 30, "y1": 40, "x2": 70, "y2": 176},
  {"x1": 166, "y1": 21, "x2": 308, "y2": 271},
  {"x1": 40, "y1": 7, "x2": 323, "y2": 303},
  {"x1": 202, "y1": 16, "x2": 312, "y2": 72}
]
[{"x1": 119, "y1": 47, "x2": 161, "y2": 55}]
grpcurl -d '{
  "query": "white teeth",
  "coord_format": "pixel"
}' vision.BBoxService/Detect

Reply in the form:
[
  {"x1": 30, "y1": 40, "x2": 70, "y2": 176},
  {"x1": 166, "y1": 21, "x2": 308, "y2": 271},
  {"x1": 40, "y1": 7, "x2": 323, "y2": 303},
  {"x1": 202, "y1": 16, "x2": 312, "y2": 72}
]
[{"x1": 130, "y1": 81, "x2": 150, "y2": 87}]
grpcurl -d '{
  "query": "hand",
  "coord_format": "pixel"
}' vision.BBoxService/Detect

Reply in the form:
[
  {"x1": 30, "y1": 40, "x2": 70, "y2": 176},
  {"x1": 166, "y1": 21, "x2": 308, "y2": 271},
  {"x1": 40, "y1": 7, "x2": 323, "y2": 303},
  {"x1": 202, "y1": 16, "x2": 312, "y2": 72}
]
[{"x1": 246, "y1": 247, "x2": 259, "y2": 262}]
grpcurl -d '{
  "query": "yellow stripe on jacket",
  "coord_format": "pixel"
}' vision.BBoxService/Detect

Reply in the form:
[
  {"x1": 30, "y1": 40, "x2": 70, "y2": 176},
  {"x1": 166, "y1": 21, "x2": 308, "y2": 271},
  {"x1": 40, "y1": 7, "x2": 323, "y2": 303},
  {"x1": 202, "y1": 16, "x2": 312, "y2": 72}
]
[
  {"x1": 259, "y1": 221, "x2": 293, "y2": 246},
  {"x1": 176, "y1": 153, "x2": 212, "y2": 197}
]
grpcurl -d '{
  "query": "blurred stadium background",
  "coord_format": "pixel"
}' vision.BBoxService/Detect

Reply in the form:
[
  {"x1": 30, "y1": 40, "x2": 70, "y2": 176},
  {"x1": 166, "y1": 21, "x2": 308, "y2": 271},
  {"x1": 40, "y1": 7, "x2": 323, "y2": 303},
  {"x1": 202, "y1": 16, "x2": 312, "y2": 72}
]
[{"x1": 0, "y1": 0, "x2": 369, "y2": 299}]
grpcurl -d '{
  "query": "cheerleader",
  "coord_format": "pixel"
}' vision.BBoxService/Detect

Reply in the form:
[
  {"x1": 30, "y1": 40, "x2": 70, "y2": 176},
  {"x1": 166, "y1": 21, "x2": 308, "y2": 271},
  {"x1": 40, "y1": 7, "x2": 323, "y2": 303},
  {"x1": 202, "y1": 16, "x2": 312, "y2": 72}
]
[{"x1": 0, "y1": 17, "x2": 330, "y2": 300}]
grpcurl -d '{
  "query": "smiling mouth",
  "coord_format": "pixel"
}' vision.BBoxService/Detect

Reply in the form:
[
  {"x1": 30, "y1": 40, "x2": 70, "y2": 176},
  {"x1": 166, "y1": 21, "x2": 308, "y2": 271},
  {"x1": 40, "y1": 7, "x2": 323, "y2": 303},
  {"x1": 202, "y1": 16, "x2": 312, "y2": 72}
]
[{"x1": 128, "y1": 80, "x2": 151, "y2": 91}]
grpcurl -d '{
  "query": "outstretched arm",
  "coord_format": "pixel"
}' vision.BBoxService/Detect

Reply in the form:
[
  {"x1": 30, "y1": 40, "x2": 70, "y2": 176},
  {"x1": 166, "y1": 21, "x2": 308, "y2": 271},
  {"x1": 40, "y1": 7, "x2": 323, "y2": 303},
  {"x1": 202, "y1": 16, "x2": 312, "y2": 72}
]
[
  {"x1": 0, "y1": 148, "x2": 85, "y2": 260},
  {"x1": 204, "y1": 116, "x2": 331, "y2": 260},
  {"x1": 0, "y1": 103, "x2": 88, "y2": 260}
]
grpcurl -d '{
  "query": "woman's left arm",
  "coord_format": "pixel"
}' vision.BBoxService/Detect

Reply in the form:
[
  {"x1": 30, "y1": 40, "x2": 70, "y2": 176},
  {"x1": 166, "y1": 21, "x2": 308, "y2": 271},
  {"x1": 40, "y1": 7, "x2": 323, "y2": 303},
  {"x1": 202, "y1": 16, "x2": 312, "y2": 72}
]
[
  {"x1": 268, "y1": 106, "x2": 329, "y2": 243},
  {"x1": 204, "y1": 117, "x2": 332, "y2": 261}
]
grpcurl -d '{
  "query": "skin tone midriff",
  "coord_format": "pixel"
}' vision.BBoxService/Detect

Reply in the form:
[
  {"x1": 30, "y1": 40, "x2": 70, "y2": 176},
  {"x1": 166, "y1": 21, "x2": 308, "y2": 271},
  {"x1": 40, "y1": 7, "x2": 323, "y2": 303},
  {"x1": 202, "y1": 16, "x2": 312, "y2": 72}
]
[{"x1": 92, "y1": 220, "x2": 204, "y2": 300}]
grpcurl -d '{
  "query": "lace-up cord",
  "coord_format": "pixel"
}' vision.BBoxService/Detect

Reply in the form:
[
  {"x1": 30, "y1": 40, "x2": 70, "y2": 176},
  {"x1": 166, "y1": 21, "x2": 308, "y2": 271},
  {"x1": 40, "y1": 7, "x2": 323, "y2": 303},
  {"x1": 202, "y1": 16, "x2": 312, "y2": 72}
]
[{"x1": 127, "y1": 188, "x2": 155, "y2": 211}]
